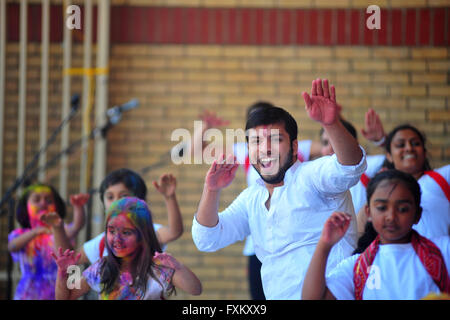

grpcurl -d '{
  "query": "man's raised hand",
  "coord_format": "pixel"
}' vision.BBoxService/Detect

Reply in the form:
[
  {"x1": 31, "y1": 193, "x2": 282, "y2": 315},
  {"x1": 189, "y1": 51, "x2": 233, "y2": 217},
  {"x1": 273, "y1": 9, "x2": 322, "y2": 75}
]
[
  {"x1": 302, "y1": 78, "x2": 341, "y2": 126},
  {"x1": 205, "y1": 154, "x2": 239, "y2": 192}
]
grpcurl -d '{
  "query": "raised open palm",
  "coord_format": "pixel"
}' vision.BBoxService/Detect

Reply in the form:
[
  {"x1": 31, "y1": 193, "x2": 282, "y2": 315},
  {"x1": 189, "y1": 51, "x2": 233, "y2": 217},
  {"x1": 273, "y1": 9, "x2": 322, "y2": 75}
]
[
  {"x1": 205, "y1": 154, "x2": 239, "y2": 192},
  {"x1": 361, "y1": 108, "x2": 385, "y2": 142},
  {"x1": 70, "y1": 193, "x2": 90, "y2": 207},
  {"x1": 302, "y1": 78, "x2": 341, "y2": 126},
  {"x1": 153, "y1": 173, "x2": 177, "y2": 198},
  {"x1": 51, "y1": 247, "x2": 81, "y2": 273},
  {"x1": 199, "y1": 110, "x2": 230, "y2": 129},
  {"x1": 40, "y1": 211, "x2": 62, "y2": 227}
]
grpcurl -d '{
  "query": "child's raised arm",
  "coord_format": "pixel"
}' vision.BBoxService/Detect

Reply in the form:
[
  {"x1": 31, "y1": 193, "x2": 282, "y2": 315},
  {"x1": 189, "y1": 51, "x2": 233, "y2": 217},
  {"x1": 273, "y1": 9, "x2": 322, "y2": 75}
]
[
  {"x1": 361, "y1": 108, "x2": 386, "y2": 147},
  {"x1": 65, "y1": 193, "x2": 89, "y2": 239},
  {"x1": 302, "y1": 211, "x2": 351, "y2": 300},
  {"x1": 52, "y1": 247, "x2": 90, "y2": 300},
  {"x1": 155, "y1": 252, "x2": 202, "y2": 296},
  {"x1": 153, "y1": 174, "x2": 184, "y2": 245},
  {"x1": 7, "y1": 227, "x2": 50, "y2": 252}
]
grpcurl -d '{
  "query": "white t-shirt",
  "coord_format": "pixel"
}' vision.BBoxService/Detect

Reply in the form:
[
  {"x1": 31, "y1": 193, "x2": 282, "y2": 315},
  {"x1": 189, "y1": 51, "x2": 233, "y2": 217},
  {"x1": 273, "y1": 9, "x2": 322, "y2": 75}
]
[
  {"x1": 413, "y1": 165, "x2": 450, "y2": 238},
  {"x1": 83, "y1": 257, "x2": 174, "y2": 300},
  {"x1": 233, "y1": 140, "x2": 312, "y2": 256},
  {"x1": 83, "y1": 223, "x2": 163, "y2": 264},
  {"x1": 326, "y1": 235, "x2": 450, "y2": 300}
]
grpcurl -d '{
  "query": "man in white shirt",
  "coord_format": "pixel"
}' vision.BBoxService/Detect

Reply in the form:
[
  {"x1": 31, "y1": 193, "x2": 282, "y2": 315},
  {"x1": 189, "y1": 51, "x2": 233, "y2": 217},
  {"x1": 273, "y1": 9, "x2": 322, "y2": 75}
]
[{"x1": 192, "y1": 78, "x2": 367, "y2": 299}]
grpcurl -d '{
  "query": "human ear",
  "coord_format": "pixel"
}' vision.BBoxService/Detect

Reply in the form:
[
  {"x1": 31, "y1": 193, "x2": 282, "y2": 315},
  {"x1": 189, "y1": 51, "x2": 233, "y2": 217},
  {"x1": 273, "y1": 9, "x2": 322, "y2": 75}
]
[
  {"x1": 413, "y1": 206, "x2": 422, "y2": 225},
  {"x1": 364, "y1": 204, "x2": 372, "y2": 222},
  {"x1": 292, "y1": 139, "x2": 298, "y2": 161},
  {"x1": 385, "y1": 152, "x2": 393, "y2": 163}
]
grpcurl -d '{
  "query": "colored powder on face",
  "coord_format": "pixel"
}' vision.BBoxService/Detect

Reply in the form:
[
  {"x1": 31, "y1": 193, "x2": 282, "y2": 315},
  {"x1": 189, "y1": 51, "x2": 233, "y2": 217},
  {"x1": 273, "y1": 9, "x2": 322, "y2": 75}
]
[
  {"x1": 27, "y1": 201, "x2": 56, "y2": 229},
  {"x1": 23, "y1": 185, "x2": 52, "y2": 198}
]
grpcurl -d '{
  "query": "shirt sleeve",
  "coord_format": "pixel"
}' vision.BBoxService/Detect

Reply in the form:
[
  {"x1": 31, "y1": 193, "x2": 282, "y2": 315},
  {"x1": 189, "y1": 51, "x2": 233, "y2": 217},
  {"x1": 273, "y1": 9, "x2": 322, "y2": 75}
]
[
  {"x1": 8, "y1": 229, "x2": 27, "y2": 262},
  {"x1": 305, "y1": 145, "x2": 367, "y2": 196},
  {"x1": 192, "y1": 187, "x2": 251, "y2": 252},
  {"x1": 82, "y1": 260, "x2": 103, "y2": 292},
  {"x1": 430, "y1": 236, "x2": 450, "y2": 274},
  {"x1": 83, "y1": 233, "x2": 104, "y2": 264},
  {"x1": 297, "y1": 139, "x2": 312, "y2": 161},
  {"x1": 325, "y1": 254, "x2": 359, "y2": 300}
]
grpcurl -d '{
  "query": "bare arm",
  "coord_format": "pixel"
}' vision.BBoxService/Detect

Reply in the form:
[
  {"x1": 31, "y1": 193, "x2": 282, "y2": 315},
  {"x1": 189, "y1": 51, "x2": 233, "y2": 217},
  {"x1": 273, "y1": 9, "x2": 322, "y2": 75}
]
[
  {"x1": 172, "y1": 265, "x2": 202, "y2": 296},
  {"x1": 52, "y1": 248, "x2": 91, "y2": 300},
  {"x1": 47, "y1": 210, "x2": 89, "y2": 265},
  {"x1": 8, "y1": 227, "x2": 49, "y2": 252},
  {"x1": 52, "y1": 225, "x2": 90, "y2": 265},
  {"x1": 64, "y1": 193, "x2": 89, "y2": 239},
  {"x1": 154, "y1": 252, "x2": 202, "y2": 296},
  {"x1": 309, "y1": 140, "x2": 322, "y2": 159},
  {"x1": 356, "y1": 204, "x2": 369, "y2": 239},
  {"x1": 302, "y1": 212, "x2": 351, "y2": 300},
  {"x1": 196, "y1": 155, "x2": 239, "y2": 227},
  {"x1": 302, "y1": 241, "x2": 336, "y2": 300},
  {"x1": 153, "y1": 174, "x2": 184, "y2": 245},
  {"x1": 302, "y1": 78, "x2": 362, "y2": 165},
  {"x1": 55, "y1": 271, "x2": 90, "y2": 300}
]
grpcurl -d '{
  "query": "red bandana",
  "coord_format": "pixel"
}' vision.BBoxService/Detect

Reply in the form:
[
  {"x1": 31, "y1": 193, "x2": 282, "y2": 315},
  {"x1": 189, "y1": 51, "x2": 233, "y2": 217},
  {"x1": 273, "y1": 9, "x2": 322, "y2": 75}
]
[{"x1": 353, "y1": 230, "x2": 450, "y2": 300}]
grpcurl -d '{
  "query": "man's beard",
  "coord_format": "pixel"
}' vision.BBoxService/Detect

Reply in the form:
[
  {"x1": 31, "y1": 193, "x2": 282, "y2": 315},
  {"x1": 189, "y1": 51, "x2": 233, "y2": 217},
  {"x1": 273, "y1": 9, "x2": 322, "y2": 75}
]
[{"x1": 254, "y1": 146, "x2": 294, "y2": 185}]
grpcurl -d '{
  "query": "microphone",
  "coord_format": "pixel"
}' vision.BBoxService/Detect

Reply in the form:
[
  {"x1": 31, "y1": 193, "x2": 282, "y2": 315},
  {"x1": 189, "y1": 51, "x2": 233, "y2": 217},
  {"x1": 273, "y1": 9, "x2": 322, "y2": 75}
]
[
  {"x1": 106, "y1": 99, "x2": 139, "y2": 118},
  {"x1": 71, "y1": 93, "x2": 80, "y2": 111}
]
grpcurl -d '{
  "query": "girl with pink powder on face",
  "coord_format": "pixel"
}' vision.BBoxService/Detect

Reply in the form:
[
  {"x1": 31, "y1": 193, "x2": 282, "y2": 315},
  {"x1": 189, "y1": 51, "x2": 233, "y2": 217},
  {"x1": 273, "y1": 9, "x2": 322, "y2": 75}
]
[
  {"x1": 52, "y1": 197, "x2": 201, "y2": 300},
  {"x1": 7, "y1": 184, "x2": 87, "y2": 300}
]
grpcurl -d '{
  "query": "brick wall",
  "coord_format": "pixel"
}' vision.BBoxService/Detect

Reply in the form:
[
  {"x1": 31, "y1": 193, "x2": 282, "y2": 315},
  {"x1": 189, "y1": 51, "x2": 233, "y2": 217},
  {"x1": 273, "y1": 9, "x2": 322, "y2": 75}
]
[{"x1": 1, "y1": 1, "x2": 449, "y2": 300}]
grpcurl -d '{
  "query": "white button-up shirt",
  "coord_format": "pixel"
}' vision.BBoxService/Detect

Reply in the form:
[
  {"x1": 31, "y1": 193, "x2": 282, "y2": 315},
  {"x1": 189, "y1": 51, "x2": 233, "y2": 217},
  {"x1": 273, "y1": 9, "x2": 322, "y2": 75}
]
[{"x1": 192, "y1": 147, "x2": 367, "y2": 300}]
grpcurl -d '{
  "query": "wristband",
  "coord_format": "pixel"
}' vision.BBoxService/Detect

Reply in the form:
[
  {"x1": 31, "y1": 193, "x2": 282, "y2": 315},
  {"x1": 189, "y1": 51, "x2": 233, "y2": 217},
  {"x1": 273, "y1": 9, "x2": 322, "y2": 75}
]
[{"x1": 372, "y1": 135, "x2": 386, "y2": 147}]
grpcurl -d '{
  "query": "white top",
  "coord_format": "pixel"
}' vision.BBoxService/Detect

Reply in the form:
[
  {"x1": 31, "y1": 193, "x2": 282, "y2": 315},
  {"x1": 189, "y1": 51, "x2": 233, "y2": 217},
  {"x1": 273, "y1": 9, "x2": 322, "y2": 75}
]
[
  {"x1": 350, "y1": 154, "x2": 386, "y2": 214},
  {"x1": 233, "y1": 140, "x2": 312, "y2": 256},
  {"x1": 83, "y1": 223, "x2": 163, "y2": 264},
  {"x1": 192, "y1": 148, "x2": 367, "y2": 299},
  {"x1": 83, "y1": 257, "x2": 174, "y2": 300},
  {"x1": 326, "y1": 235, "x2": 450, "y2": 300},
  {"x1": 414, "y1": 164, "x2": 450, "y2": 238}
]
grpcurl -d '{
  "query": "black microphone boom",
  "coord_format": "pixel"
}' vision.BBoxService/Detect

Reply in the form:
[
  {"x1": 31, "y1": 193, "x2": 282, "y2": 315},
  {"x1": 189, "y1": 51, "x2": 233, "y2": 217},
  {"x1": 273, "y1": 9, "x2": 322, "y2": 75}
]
[
  {"x1": 0, "y1": 93, "x2": 81, "y2": 209},
  {"x1": 106, "y1": 99, "x2": 139, "y2": 118}
]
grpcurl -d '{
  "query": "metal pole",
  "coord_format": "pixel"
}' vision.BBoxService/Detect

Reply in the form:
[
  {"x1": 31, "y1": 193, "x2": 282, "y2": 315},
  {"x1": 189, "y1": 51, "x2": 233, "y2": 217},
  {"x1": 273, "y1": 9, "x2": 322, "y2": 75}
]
[
  {"x1": 38, "y1": 0, "x2": 50, "y2": 182},
  {"x1": 79, "y1": 0, "x2": 93, "y2": 244},
  {"x1": 60, "y1": 0, "x2": 72, "y2": 199},
  {"x1": 17, "y1": 0, "x2": 27, "y2": 196},
  {"x1": 80, "y1": 0, "x2": 93, "y2": 194},
  {"x1": 0, "y1": 0, "x2": 6, "y2": 196},
  {"x1": 91, "y1": 0, "x2": 110, "y2": 236}
]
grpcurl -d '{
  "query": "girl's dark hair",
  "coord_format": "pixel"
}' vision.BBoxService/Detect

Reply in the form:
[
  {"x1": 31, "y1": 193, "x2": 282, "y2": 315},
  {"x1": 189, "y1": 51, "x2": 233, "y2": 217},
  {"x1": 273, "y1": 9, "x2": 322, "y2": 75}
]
[
  {"x1": 16, "y1": 183, "x2": 66, "y2": 229},
  {"x1": 99, "y1": 168, "x2": 147, "y2": 206},
  {"x1": 353, "y1": 170, "x2": 422, "y2": 254},
  {"x1": 383, "y1": 124, "x2": 432, "y2": 171},
  {"x1": 245, "y1": 104, "x2": 298, "y2": 143},
  {"x1": 100, "y1": 197, "x2": 174, "y2": 298}
]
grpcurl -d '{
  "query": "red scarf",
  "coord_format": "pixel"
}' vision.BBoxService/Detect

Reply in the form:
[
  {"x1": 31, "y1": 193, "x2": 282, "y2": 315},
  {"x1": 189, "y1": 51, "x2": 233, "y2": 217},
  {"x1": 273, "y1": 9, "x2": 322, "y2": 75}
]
[{"x1": 353, "y1": 230, "x2": 450, "y2": 300}]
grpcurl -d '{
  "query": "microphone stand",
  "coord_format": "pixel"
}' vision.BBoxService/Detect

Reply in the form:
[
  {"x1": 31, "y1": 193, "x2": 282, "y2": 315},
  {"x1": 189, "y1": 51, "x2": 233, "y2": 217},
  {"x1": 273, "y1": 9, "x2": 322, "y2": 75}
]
[
  {"x1": 0, "y1": 95, "x2": 80, "y2": 210},
  {"x1": 26, "y1": 111, "x2": 122, "y2": 189},
  {"x1": 0, "y1": 94, "x2": 80, "y2": 299}
]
